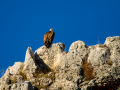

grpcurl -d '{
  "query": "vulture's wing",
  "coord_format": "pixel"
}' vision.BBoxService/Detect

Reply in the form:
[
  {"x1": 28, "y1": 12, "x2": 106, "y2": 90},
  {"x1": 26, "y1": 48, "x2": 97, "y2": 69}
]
[{"x1": 44, "y1": 31, "x2": 55, "y2": 48}]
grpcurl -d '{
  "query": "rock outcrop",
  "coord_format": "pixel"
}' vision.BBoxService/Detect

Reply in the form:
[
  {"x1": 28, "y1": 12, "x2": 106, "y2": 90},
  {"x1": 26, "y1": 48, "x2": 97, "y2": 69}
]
[
  {"x1": 35, "y1": 43, "x2": 66, "y2": 70},
  {"x1": 0, "y1": 36, "x2": 120, "y2": 90}
]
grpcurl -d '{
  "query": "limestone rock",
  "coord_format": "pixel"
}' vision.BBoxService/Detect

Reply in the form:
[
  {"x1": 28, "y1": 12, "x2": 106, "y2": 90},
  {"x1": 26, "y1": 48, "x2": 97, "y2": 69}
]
[
  {"x1": 50, "y1": 37, "x2": 120, "y2": 90},
  {"x1": 0, "y1": 67, "x2": 11, "y2": 90},
  {"x1": 10, "y1": 62, "x2": 23, "y2": 75},
  {"x1": 23, "y1": 47, "x2": 42, "y2": 79},
  {"x1": 35, "y1": 43, "x2": 66, "y2": 70},
  {"x1": 11, "y1": 81, "x2": 33, "y2": 90},
  {"x1": 104, "y1": 36, "x2": 120, "y2": 46},
  {"x1": 2, "y1": 66, "x2": 11, "y2": 77},
  {"x1": 88, "y1": 45, "x2": 110, "y2": 67},
  {"x1": 40, "y1": 77, "x2": 53, "y2": 86},
  {"x1": 23, "y1": 47, "x2": 37, "y2": 74},
  {"x1": 1, "y1": 36, "x2": 120, "y2": 90},
  {"x1": 10, "y1": 75, "x2": 23, "y2": 83},
  {"x1": 50, "y1": 41, "x2": 88, "y2": 90}
]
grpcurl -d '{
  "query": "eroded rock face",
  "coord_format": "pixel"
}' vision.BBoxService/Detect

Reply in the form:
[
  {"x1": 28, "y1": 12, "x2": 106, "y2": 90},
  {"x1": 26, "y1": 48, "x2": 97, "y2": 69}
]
[
  {"x1": 50, "y1": 36, "x2": 120, "y2": 90},
  {"x1": 23, "y1": 47, "x2": 45, "y2": 79},
  {"x1": 23, "y1": 47, "x2": 37, "y2": 74},
  {"x1": 35, "y1": 43, "x2": 66, "y2": 70},
  {"x1": 39, "y1": 77, "x2": 53, "y2": 86},
  {"x1": 11, "y1": 81, "x2": 33, "y2": 90},
  {"x1": 1, "y1": 36, "x2": 120, "y2": 90},
  {"x1": 0, "y1": 67, "x2": 11, "y2": 90},
  {"x1": 10, "y1": 62, "x2": 23, "y2": 75},
  {"x1": 88, "y1": 45, "x2": 110, "y2": 67},
  {"x1": 50, "y1": 41, "x2": 88, "y2": 90}
]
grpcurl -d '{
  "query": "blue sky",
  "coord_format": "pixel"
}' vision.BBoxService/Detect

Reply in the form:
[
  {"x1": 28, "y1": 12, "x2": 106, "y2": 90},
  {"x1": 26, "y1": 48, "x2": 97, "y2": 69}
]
[{"x1": 0, "y1": 0, "x2": 120, "y2": 77}]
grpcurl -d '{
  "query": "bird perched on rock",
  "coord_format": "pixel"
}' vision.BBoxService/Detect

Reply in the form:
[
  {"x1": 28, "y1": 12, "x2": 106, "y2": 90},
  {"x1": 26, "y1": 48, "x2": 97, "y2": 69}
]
[{"x1": 44, "y1": 28, "x2": 55, "y2": 48}]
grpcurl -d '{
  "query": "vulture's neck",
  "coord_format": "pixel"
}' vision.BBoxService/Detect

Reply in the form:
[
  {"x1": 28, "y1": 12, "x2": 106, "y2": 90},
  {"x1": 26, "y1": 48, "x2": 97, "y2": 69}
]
[{"x1": 50, "y1": 30, "x2": 53, "y2": 32}]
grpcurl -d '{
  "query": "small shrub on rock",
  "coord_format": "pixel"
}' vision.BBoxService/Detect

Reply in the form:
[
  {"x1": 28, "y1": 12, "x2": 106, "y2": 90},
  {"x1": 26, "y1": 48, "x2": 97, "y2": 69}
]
[{"x1": 82, "y1": 56, "x2": 95, "y2": 81}]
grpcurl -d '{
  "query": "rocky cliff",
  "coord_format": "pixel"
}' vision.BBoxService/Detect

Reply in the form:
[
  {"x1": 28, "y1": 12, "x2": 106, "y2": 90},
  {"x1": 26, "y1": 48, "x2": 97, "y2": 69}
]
[{"x1": 0, "y1": 36, "x2": 120, "y2": 90}]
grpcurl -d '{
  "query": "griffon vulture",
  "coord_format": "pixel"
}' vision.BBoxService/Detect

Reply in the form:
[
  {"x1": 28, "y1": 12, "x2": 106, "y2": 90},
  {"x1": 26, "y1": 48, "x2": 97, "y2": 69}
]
[{"x1": 44, "y1": 28, "x2": 55, "y2": 48}]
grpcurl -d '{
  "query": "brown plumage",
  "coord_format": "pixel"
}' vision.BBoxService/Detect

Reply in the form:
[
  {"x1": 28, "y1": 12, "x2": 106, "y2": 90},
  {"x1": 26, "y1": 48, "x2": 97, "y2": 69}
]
[{"x1": 44, "y1": 28, "x2": 55, "y2": 48}]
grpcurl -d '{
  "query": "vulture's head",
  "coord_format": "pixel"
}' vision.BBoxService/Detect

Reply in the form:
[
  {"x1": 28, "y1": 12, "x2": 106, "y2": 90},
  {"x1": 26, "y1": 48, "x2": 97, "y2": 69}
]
[{"x1": 50, "y1": 28, "x2": 54, "y2": 31}]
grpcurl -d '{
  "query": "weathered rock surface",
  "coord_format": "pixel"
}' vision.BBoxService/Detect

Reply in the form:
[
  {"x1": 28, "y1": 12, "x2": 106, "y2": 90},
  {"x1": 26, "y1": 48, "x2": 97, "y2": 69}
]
[
  {"x1": 0, "y1": 36, "x2": 120, "y2": 90},
  {"x1": 23, "y1": 47, "x2": 37, "y2": 75},
  {"x1": 23, "y1": 47, "x2": 49, "y2": 80},
  {"x1": 0, "y1": 67, "x2": 11, "y2": 90},
  {"x1": 39, "y1": 77, "x2": 53, "y2": 86},
  {"x1": 50, "y1": 41, "x2": 88, "y2": 90},
  {"x1": 10, "y1": 62, "x2": 23, "y2": 75},
  {"x1": 35, "y1": 43, "x2": 66, "y2": 70},
  {"x1": 11, "y1": 81, "x2": 33, "y2": 90},
  {"x1": 50, "y1": 36, "x2": 120, "y2": 90}
]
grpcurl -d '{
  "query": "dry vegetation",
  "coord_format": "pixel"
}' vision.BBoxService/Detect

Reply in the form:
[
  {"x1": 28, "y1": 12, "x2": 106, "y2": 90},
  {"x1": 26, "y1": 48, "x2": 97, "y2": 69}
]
[
  {"x1": 8, "y1": 63, "x2": 28, "y2": 84},
  {"x1": 107, "y1": 59, "x2": 112, "y2": 66},
  {"x1": 8, "y1": 75, "x2": 17, "y2": 84},
  {"x1": 82, "y1": 56, "x2": 95, "y2": 81},
  {"x1": 33, "y1": 69, "x2": 56, "y2": 89},
  {"x1": 18, "y1": 63, "x2": 28, "y2": 81},
  {"x1": 8, "y1": 62, "x2": 55, "y2": 90},
  {"x1": 98, "y1": 44, "x2": 107, "y2": 48}
]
